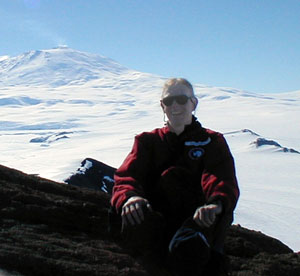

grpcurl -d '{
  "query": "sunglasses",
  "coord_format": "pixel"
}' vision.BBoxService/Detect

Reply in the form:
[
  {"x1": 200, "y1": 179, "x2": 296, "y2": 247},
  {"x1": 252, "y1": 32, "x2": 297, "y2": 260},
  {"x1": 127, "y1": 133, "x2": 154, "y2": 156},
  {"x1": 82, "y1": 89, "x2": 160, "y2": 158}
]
[{"x1": 161, "y1": 95, "x2": 193, "y2": 106}]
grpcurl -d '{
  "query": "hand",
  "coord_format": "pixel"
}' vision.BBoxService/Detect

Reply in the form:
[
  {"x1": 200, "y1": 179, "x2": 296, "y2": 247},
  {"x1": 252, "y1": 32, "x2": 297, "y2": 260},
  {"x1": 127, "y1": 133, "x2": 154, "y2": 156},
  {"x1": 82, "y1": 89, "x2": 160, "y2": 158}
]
[
  {"x1": 193, "y1": 202, "x2": 223, "y2": 228},
  {"x1": 121, "y1": 196, "x2": 152, "y2": 226}
]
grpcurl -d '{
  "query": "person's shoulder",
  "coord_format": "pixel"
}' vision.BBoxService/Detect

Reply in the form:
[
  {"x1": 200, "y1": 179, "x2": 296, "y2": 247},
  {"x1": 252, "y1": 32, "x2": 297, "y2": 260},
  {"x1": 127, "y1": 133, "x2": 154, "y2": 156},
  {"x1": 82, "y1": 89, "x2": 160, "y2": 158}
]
[
  {"x1": 135, "y1": 126, "x2": 167, "y2": 141},
  {"x1": 200, "y1": 127, "x2": 229, "y2": 149},
  {"x1": 202, "y1": 127, "x2": 224, "y2": 139}
]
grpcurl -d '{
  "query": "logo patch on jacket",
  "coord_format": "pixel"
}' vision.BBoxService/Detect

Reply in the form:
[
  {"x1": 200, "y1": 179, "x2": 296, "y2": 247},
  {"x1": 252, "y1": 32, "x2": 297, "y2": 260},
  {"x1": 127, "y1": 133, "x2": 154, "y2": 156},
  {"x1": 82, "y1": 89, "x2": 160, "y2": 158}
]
[
  {"x1": 184, "y1": 138, "x2": 211, "y2": 147},
  {"x1": 188, "y1": 147, "x2": 205, "y2": 160}
]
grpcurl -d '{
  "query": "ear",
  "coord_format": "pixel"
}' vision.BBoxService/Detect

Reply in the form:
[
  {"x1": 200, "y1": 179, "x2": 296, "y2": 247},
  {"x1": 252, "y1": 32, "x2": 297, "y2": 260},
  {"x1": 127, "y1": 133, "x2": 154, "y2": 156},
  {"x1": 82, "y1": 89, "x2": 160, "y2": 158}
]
[
  {"x1": 160, "y1": 100, "x2": 166, "y2": 112},
  {"x1": 191, "y1": 97, "x2": 198, "y2": 110}
]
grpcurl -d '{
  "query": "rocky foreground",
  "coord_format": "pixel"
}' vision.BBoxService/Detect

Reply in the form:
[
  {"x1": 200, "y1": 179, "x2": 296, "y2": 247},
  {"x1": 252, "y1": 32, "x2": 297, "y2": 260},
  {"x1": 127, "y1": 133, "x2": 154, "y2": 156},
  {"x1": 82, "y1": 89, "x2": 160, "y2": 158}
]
[{"x1": 0, "y1": 164, "x2": 299, "y2": 276}]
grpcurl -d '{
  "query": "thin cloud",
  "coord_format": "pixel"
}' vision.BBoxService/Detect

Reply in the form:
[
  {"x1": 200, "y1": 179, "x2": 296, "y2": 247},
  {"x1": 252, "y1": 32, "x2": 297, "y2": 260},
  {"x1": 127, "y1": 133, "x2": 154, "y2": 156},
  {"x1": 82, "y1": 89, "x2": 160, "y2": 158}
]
[{"x1": 21, "y1": 19, "x2": 67, "y2": 46}]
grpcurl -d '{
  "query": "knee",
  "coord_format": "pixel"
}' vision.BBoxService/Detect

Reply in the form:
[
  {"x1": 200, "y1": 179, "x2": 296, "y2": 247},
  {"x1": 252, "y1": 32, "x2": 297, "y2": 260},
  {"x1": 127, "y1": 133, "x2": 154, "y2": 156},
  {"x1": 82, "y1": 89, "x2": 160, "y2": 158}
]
[
  {"x1": 168, "y1": 225, "x2": 211, "y2": 275},
  {"x1": 169, "y1": 226, "x2": 211, "y2": 260}
]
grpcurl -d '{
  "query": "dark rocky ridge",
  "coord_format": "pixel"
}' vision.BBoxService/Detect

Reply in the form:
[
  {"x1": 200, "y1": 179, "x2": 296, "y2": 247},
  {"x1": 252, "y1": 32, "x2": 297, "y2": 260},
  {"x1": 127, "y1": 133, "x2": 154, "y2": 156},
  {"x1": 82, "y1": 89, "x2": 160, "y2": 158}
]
[
  {"x1": 251, "y1": 137, "x2": 300, "y2": 154},
  {"x1": 0, "y1": 164, "x2": 299, "y2": 276}
]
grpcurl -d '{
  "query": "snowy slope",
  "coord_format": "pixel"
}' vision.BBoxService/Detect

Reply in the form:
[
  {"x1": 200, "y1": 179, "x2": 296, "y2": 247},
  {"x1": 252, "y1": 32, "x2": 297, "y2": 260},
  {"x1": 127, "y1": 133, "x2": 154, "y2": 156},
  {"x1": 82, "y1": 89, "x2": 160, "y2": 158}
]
[{"x1": 0, "y1": 48, "x2": 299, "y2": 251}]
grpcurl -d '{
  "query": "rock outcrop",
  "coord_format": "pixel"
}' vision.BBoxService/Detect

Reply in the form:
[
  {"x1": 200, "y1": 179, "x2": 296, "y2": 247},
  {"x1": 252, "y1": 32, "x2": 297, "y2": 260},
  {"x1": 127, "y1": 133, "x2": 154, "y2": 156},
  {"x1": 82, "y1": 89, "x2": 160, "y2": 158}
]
[{"x1": 0, "y1": 164, "x2": 299, "y2": 276}]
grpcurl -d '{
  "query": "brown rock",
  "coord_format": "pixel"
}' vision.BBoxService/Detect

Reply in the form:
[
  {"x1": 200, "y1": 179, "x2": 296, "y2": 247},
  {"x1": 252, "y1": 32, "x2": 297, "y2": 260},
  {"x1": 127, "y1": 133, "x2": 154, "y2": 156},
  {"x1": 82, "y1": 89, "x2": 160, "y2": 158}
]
[{"x1": 0, "y1": 164, "x2": 299, "y2": 276}]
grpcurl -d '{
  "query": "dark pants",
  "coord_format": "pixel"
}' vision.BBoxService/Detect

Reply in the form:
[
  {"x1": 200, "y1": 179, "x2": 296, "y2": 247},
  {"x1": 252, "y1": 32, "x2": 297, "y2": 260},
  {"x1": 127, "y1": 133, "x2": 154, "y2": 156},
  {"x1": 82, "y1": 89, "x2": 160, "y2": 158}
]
[
  {"x1": 109, "y1": 167, "x2": 233, "y2": 275},
  {"x1": 117, "y1": 208, "x2": 232, "y2": 276}
]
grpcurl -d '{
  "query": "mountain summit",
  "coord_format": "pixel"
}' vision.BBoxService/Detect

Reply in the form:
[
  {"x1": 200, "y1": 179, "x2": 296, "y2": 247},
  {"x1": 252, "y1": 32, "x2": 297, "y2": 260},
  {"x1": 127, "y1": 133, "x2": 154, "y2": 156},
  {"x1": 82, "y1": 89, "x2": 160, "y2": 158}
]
[{"x1": 0, "y1": 47, "x2": 132, "y2": 87}]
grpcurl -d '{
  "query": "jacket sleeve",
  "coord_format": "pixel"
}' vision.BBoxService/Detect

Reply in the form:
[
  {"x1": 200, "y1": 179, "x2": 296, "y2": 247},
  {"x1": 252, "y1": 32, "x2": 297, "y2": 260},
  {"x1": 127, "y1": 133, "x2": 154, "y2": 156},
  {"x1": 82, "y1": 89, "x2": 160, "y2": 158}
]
[
  {"x1": 111, "y1": 134, "x2": 151, "y2": 212},
  {"x1": 201, "y1": 134, "x2": 240, "y2": 213}
]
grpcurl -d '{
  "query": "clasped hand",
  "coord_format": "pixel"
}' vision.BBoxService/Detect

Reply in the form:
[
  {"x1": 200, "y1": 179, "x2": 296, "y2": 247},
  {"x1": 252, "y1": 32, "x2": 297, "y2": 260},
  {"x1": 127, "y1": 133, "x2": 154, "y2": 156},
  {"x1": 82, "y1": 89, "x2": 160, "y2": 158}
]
[
  {"x1": 121, "y1": 196, "x2": 152, "y2": 226},
  {"x1": 193, "y1": 202, "x2": 223, "y2": 228}
]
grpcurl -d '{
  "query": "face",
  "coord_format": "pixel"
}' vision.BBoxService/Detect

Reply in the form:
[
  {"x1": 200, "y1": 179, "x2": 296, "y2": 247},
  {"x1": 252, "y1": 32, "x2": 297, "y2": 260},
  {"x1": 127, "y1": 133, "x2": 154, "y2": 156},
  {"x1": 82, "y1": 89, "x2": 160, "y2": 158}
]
[{"x1": 161, "y1": 84, "x2": 197, "y2": 128}]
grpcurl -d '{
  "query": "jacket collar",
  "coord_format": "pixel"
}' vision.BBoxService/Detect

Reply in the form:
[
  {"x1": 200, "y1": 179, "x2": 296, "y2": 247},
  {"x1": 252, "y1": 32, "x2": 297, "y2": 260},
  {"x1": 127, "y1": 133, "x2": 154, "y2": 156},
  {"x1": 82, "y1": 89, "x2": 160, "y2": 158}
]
[
  {"x1": 162, "y1": 116, "x2": 200, "y2": 134},
  {"x1": 161, "y1": 116, "x2": 209, "y2": 145}
]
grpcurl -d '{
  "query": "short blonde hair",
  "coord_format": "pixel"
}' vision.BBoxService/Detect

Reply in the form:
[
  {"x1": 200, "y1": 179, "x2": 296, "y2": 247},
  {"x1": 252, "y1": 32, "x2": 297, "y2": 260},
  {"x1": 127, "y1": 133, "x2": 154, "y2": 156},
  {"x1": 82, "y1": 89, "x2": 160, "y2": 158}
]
[{"x1": 162, "y1": 78, "x2": 195, "y2": 98}]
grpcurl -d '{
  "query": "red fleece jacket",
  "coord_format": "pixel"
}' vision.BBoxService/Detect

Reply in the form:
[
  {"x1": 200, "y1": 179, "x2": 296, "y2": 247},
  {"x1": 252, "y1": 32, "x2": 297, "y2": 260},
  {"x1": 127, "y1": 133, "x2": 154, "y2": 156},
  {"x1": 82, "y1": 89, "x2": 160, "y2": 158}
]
[{"x1": 111, "y1": 118, "x2": 239, "y2": 214}]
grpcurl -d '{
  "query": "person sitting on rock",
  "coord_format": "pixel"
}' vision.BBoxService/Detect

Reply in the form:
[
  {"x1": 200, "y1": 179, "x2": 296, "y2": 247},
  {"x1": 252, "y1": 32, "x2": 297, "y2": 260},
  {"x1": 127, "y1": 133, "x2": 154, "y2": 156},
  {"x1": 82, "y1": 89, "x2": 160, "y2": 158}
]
[{"x1": 110, "y1": 78, "x2": 240, "y2": 276}]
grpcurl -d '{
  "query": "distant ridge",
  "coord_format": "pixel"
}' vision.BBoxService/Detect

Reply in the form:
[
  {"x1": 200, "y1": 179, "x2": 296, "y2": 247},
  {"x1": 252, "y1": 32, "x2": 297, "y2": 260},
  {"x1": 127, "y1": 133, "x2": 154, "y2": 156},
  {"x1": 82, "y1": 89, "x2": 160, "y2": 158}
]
[
  {"x1": 251, "y1": 137, "x2": 300, "y2": 154},
  {"x1": 225, "y1": 129, "x2": 260, "y2": 136},
  {"x1": 225, "y1": 129, "x2": 300, "y2": 154}
]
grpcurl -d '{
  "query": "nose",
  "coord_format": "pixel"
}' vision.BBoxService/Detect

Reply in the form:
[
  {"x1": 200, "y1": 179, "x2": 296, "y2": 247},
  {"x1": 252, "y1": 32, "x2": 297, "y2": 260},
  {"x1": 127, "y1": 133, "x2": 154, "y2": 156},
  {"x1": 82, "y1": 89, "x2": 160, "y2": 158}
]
[{"x1": 170, "y1": 100, "x2": 180, "y2": 107}]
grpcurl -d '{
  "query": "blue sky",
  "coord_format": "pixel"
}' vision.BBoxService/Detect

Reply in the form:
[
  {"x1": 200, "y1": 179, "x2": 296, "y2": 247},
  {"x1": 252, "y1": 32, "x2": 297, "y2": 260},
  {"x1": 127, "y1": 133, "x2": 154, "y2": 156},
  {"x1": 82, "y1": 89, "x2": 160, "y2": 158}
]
[{"x1": 1, "y1": 0, "x2": 300, "y2": 93}]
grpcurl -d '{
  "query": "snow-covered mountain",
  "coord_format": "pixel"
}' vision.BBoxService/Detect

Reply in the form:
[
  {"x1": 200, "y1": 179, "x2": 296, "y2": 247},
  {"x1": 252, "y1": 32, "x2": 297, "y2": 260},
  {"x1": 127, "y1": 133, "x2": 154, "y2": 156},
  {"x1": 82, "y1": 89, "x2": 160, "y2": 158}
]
[
  {"x1": 0, "y1": 47, "x2": 299, "y2": 252},
  {"x1": 0, "y1": 46, "x2": 136, "y2": 87}
]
